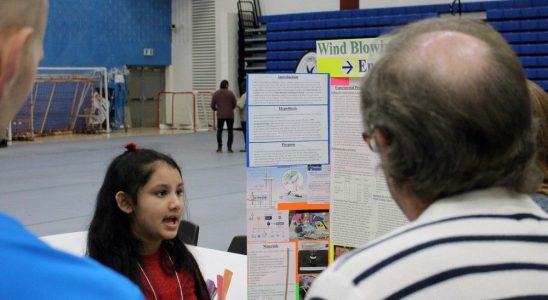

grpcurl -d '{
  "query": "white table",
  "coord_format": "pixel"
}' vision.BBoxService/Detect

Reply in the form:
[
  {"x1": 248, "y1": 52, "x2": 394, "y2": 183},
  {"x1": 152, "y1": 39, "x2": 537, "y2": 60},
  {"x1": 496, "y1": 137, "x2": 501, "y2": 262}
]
[{"x1": 40, "y1": 231, "x2": 247, "y2": 300}]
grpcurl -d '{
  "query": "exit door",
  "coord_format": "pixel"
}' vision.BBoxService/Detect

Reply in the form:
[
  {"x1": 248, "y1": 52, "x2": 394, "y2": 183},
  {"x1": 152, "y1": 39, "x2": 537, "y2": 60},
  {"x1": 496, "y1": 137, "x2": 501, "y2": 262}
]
[{"x1": 126, "y1": 66, "x2": 165, "y2": 128}]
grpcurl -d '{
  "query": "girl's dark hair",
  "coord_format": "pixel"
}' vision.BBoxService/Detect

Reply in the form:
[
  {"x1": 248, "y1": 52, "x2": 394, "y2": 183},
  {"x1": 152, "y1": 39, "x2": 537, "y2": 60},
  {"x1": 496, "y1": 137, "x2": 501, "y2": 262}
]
[{"x1": 87, "y1": 145, "x2": 210, "y2": 300}]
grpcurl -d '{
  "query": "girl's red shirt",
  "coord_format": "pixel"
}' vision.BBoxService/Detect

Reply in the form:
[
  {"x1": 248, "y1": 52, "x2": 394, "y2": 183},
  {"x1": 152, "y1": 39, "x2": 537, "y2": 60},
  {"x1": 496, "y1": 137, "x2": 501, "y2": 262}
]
[{"x1": 139, "y1": 251, "x2": 198, "y2": 300}]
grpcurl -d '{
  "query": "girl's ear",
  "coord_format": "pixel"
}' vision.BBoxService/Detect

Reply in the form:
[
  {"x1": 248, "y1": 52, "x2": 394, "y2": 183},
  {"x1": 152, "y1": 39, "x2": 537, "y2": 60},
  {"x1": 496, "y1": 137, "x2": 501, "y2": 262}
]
[{"x1": 115, "y1": 191, "x2": 134, "y2": 214}]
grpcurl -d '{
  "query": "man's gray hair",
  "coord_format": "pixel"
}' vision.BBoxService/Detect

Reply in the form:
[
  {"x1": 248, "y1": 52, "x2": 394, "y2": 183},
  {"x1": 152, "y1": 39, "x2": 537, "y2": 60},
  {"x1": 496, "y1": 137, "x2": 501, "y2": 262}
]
[{"x1": 361, "y1": 18, "x2": 542, "y2": 202}]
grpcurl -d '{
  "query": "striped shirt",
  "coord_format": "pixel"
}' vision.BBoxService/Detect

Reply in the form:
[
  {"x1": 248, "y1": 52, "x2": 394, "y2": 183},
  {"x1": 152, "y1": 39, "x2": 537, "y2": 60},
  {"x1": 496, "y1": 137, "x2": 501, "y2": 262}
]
[{"x1": 305, "y1": 188, "x2": 548, "y2": 299}]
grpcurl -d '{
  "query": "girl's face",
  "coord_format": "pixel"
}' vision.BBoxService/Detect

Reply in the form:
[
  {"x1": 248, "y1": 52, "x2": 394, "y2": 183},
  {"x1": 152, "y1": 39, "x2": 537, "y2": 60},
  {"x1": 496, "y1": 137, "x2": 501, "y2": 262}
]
[{"x1": 131, "y1": 162, "x2": 184, "y2": 254}]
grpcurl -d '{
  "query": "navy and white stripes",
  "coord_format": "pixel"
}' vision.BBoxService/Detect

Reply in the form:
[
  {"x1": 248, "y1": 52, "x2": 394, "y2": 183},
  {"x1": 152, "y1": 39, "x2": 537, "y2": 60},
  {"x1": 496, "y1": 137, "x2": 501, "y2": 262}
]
[{"x1": 305, "y1": 189, "x2": 548, "y2": 300}]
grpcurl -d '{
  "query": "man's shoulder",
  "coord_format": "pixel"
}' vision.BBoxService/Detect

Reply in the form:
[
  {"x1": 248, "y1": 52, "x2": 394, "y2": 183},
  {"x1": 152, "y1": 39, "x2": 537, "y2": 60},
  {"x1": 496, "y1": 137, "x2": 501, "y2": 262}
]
[
  {"x1": 330, "y1": 205, "x2": 548, "y2": 274},
  {"x1": 224, "y1": 89, "x2": 236, "y2": 97},
  {"x1": 324, "y1": 222, "x2": 425, "y2": 278},
  {"x1": 308, "y1": 207, "x2": 548, "y2": 299},
  {"x1": 0, "y1": 213, "x2": 143, "y2": 299},
  {"x1": 305, "y1": 222, "x2": 428, "y2": 299},
  {"x1": 213, "y1": 89, "x2": 233, "y2": 97},
  {"x1": 0, "y1": 212, "x2": 37, "y2": 239}
]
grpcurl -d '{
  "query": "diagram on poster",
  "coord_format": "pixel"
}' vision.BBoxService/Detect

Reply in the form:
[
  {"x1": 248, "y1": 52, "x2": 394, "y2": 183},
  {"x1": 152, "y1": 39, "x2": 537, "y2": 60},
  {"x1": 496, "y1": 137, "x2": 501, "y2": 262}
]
[
  {"x1": 247, "y1": 166, "x2": 309, "y2": 207},
  {"x1": 247, "y1": 165, "x2": 330, "y2": 208},
  {"x1": 282, "y1": 169, "x2": 304, "y2": 197},
  {"x1": 247, "y1": 208, "x2": 289, "y2": 242}
]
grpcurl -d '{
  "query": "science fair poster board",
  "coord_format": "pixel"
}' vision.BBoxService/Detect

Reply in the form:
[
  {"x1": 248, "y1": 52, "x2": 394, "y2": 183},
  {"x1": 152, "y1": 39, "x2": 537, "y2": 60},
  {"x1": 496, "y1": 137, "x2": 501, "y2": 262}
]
[
  {"x1": 246, "y1": 73, "x2": 330, "y2": 300},
  {"x1": 317, "y1": 38, "x2": 408, "y2": 262}
]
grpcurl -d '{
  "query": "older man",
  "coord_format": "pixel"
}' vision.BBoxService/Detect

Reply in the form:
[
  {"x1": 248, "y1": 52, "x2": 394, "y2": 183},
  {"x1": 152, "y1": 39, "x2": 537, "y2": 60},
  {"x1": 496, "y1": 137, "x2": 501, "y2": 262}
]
[
  {"x1": 306, "y1": 18, "x2": 548, "y2": 299},
  {"x1": 0, "y1": 1, "x2": 142, "y2": 298}
]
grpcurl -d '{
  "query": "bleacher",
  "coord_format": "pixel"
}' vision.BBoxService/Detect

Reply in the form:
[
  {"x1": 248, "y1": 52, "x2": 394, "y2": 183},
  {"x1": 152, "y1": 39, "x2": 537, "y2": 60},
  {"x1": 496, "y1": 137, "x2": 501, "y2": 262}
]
[
  {"x1": 258, "y1": 0, "x2": 548, "y2": 90},
  {"x1": 488, "y1": 5, "x2": 548, "y2": 89}
]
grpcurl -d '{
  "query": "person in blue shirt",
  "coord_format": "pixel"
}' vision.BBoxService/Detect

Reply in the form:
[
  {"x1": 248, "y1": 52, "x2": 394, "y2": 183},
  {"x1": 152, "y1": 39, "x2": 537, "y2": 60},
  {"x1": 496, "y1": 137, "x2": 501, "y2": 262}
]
[{"x1": 0, "y1": 1, "x2": 143, "y2": 298}]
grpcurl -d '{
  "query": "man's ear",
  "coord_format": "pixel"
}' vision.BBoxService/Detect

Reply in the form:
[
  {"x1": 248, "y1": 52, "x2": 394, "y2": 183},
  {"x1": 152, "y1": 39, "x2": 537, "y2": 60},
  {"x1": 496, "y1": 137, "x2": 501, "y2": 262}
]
[
  {"x1": 0, "y1": 27, "x2": 34, "y2": 95},
  {"x1": 115, "y1": 191, "x2": 134, "y2": 214},
  {"x1": 374, "y1": 127, "x2": 390, "y2": 148}
]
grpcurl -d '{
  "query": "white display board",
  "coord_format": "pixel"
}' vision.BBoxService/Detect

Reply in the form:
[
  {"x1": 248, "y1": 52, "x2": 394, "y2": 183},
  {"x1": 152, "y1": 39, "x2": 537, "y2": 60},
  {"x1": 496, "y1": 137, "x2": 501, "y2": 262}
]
[
  {"x1": 328, "y1": 77, "x2": 407, "y2": 250},
  {"x1": 246, "y1": 73, "x2": 331, "y2": 300}
]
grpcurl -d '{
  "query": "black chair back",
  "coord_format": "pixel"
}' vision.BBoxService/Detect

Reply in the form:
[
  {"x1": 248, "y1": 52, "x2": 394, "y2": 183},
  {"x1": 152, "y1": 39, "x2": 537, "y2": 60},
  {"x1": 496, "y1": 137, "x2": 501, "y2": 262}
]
[
  {"x1": 178, "y1": 220, "x2": 200, "y2": 246},
  {"x1": 227, "y1": 235, "x2": 247, "y2": 255}
]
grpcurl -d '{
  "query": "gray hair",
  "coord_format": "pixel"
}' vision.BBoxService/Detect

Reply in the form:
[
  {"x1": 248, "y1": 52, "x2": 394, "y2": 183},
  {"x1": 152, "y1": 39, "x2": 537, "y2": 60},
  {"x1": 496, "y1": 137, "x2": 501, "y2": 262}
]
[{"x1": 361, "y1": 18, "x2": 542, "y2": 202}]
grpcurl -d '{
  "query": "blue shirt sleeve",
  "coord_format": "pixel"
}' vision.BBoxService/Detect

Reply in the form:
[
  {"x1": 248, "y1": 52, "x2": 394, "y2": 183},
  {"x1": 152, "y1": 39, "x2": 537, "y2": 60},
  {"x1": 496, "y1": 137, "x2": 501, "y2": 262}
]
[{"x1": 0, "y1": 212, "x2": 144, "y2": 300}]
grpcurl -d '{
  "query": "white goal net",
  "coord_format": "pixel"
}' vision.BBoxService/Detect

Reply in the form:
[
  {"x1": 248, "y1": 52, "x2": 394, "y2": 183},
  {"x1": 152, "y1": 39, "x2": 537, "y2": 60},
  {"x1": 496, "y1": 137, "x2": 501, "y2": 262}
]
[{"x1": 157, "y1": 91, "x2": 216, "y2": 132}]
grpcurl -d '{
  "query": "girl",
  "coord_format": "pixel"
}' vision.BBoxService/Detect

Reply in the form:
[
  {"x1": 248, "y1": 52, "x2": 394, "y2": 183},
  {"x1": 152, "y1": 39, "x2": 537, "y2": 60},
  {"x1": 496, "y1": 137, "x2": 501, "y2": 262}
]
[{"x1": 87, "y1": 143, "x2": 210, "y2": 300}]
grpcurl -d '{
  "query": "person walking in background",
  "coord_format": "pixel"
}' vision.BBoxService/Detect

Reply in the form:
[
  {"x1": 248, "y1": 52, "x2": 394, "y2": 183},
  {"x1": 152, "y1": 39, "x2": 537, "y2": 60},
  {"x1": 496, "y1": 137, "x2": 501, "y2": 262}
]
[
  {"x1": 211, "y1": 80, "x2": 236, "y2": 153},
  {"x1": 237, "y1": 82, "x2": 247, "y2": 152},
  {"x1": 87, "y1": 144, "x2": 211, "y2": 300},
  {"x1": 528, "y1": 80, "x2": 548, "y2": 211},
  {"x1": 0, "y1": 0, "x2": 143, "y2": 298},
  {"x1": 306, "y1": 18, "x2": 548, "y2": 299}
]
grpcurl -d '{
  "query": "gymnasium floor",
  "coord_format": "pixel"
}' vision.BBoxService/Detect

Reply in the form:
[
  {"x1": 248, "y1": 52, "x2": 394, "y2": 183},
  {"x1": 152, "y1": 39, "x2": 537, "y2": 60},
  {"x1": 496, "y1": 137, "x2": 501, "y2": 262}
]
[{"x1": 0, "y1": 129, "x2": 247, "y2": 251}]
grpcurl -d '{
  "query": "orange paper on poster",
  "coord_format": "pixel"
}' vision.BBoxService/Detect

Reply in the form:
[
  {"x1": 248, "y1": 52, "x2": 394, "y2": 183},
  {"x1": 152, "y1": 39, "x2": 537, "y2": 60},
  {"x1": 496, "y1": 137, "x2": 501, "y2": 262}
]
[{"x1": 277, "y1": 203, "x2": 330, "y2": 211}]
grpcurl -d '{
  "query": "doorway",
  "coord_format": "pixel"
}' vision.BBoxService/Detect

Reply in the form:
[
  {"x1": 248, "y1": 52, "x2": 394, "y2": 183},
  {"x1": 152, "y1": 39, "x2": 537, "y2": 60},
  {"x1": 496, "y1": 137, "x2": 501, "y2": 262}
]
[{"x1": 126, "y1": 66, "x2": 166, "y2": 128}]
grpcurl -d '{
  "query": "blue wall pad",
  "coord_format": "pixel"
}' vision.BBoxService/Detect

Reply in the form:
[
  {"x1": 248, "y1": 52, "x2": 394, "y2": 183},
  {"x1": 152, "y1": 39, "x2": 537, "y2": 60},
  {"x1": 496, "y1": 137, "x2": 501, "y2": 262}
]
[{"x1": 42, "y1": 0, "x2": 171, "y2": 68}]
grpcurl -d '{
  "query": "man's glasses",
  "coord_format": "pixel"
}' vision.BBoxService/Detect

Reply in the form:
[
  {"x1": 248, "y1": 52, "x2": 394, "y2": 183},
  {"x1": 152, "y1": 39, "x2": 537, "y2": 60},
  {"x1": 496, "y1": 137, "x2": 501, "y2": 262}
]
[{"x1": 362, "y1": 130, "x2": 377, "y2": 152}]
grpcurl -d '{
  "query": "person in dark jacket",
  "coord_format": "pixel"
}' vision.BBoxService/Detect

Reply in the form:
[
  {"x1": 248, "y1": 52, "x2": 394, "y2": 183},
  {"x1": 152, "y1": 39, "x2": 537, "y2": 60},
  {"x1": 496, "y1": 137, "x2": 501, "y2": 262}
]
[{"x1": 211, "y1": 80, "x2": 237, "y2": 153}]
